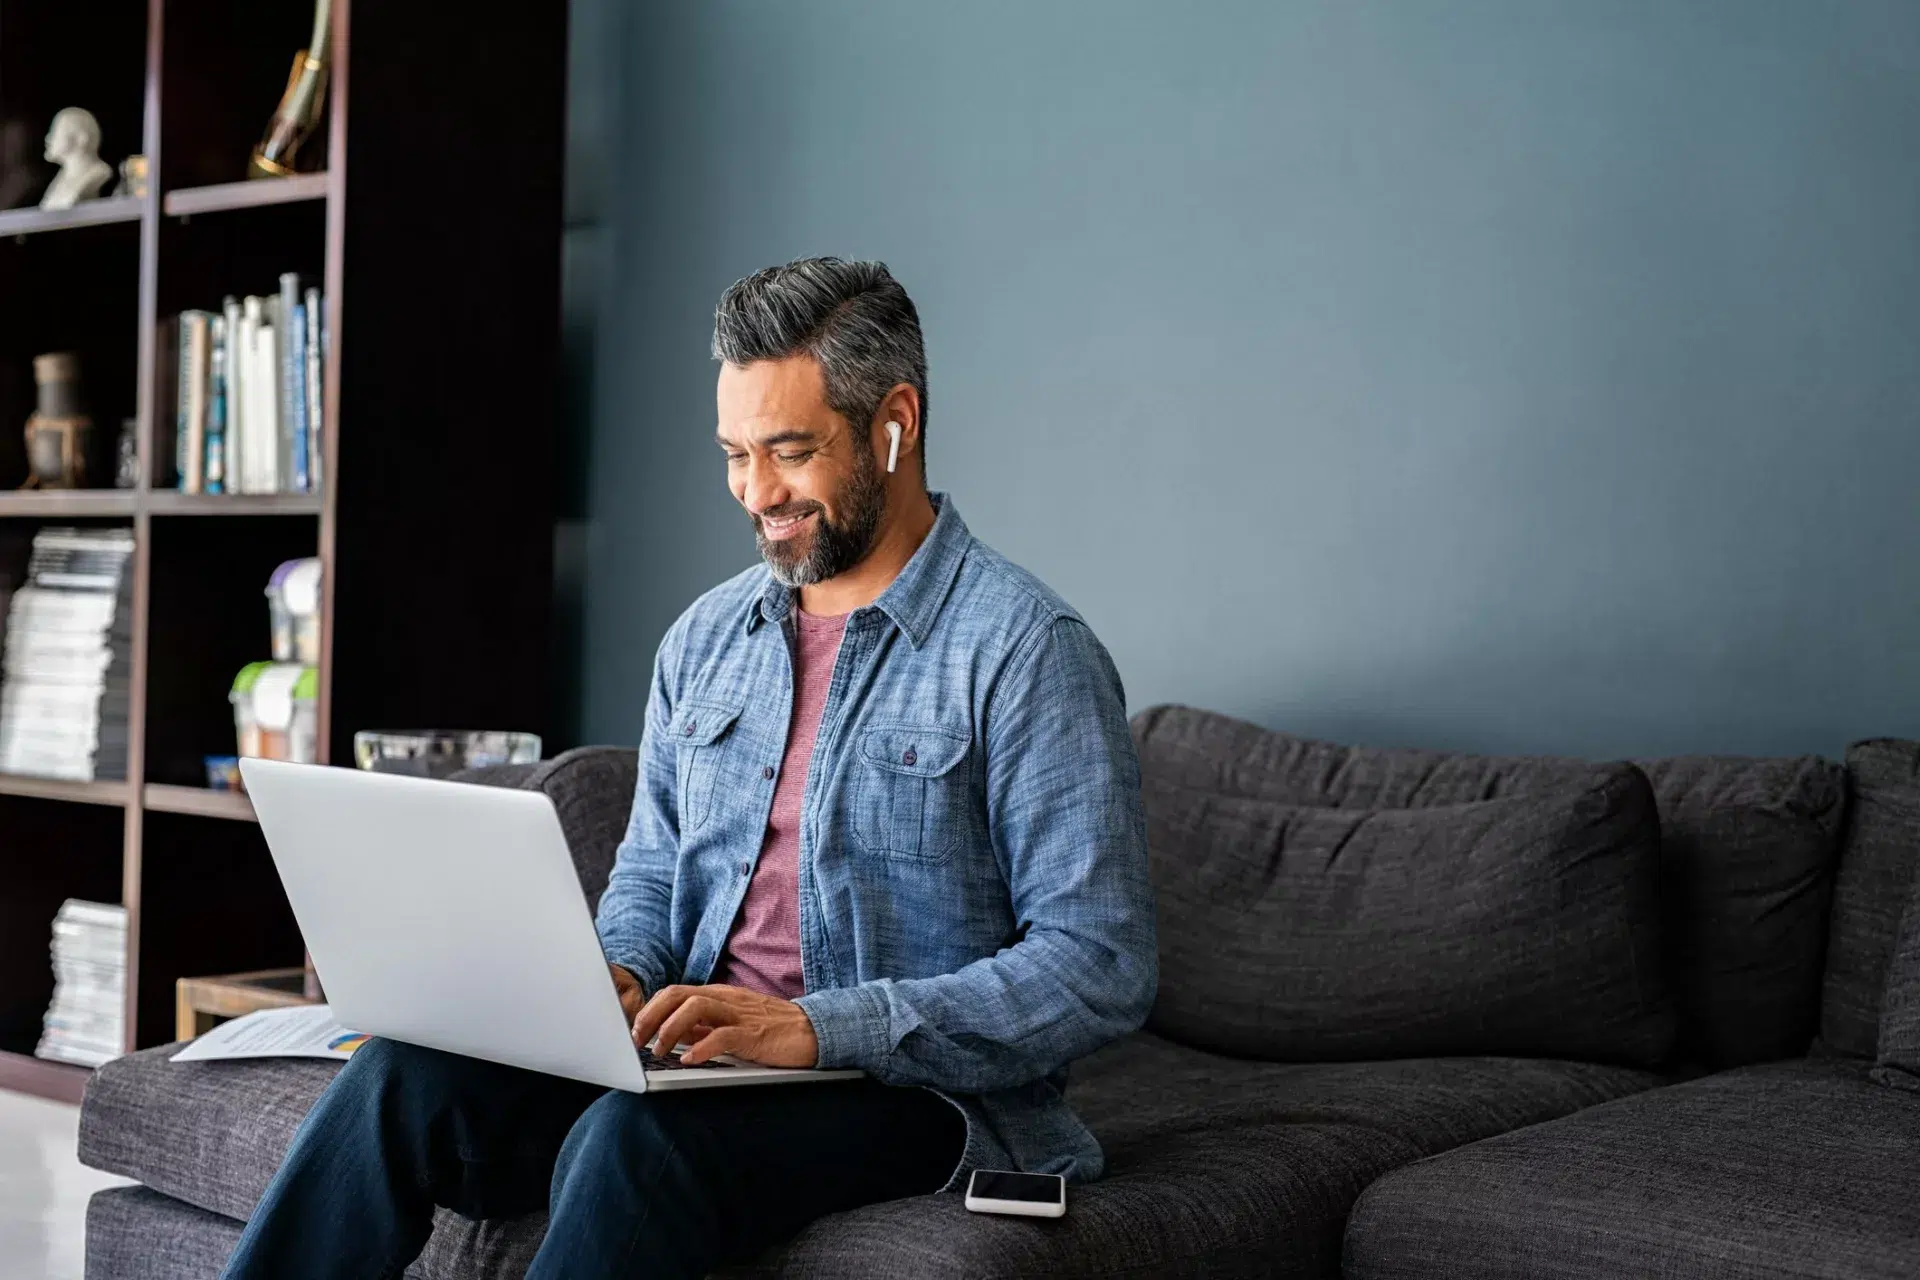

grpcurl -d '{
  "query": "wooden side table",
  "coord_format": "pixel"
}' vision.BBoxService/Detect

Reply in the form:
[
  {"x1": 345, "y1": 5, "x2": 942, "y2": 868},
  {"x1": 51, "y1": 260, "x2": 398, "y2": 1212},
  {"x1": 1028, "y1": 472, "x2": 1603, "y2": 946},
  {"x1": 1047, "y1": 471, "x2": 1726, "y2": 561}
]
[{"x1": 175, "y1": 968, "x2": 323, "y2": 1041}]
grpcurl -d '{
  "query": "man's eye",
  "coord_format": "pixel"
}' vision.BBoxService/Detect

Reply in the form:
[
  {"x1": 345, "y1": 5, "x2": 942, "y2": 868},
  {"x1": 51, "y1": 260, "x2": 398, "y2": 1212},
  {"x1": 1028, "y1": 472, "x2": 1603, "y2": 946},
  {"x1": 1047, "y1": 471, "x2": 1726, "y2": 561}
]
[
  {"x1": 724, "y1": 453, "x2": 746, "y2": 464},
  {"x1": 777, "y1": 451, "x2": 813, "y2": 464}
]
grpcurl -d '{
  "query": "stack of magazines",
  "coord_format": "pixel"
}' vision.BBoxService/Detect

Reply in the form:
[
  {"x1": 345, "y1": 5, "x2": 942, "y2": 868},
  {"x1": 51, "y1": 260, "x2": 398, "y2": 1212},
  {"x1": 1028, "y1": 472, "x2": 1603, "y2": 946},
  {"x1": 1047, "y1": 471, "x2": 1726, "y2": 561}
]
[
  {"x1": 0, "y1": 527, "x2": 134, "y2": 781},
  {"x1": 35, "y1": 899, "x2": 127, "y2": 1067}
]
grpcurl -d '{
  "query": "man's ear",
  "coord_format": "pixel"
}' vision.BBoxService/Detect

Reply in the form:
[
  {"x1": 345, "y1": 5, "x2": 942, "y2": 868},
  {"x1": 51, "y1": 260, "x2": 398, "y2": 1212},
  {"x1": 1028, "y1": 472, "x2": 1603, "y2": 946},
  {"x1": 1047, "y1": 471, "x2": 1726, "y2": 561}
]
[{"x1": 873, "y1": 384, "x2": 921, "y2": 461}]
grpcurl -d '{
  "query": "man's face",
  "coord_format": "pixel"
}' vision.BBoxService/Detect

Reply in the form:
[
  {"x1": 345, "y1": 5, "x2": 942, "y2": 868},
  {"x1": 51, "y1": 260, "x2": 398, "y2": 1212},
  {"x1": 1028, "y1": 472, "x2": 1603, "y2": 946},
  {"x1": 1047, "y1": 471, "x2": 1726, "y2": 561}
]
[{"x1": 717, "y1": 356, "x2": 887, "y2": 588}]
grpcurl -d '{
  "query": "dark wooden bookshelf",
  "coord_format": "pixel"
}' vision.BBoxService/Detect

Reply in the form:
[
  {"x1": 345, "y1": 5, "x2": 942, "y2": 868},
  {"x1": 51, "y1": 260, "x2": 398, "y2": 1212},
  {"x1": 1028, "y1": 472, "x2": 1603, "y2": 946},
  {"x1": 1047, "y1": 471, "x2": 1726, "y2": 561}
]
[
  {"x1": 0, "y1": 195, "x2": 146, "y2": 239},
  {"x1": 143, "y1": 783, "x2": 253, "y2": 822},
  {"x1": 0, "y1": 0, "x2": 565, "y2": 1099},
  {"x1": 162, "y1": 172, "x2": 327, "y2": 218},
  {"x1": 0, "y1": 1046, "x2": 89, "y2": 1104},
  {"x1": 0, "y1": 774, "x2": 130, "y2": 807}
]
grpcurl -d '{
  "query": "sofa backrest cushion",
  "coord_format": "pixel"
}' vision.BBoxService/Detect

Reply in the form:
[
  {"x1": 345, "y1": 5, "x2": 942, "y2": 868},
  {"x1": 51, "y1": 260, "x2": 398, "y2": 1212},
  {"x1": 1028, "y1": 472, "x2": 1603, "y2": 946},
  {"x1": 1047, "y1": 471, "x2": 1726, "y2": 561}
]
[
  {"x1": 1139, "y1": 750, "x2": 1673, "y2": 1066},
  {"x1": 1821, "y1": 739, "x2": 1920, "y2": 1059},
  {"x1": 450, "y1": 745, "x2": 638, "y2": 911},
  {"x1": 1133, "y1": 706, "x2": 1845, "y2": 1070},
  {"x1": 1872, "y1": 850, "x2": 1920, "y2": 1091},
  {"x1": 1632, "y1": 755, "x2": 1845, "y2": 1067}
]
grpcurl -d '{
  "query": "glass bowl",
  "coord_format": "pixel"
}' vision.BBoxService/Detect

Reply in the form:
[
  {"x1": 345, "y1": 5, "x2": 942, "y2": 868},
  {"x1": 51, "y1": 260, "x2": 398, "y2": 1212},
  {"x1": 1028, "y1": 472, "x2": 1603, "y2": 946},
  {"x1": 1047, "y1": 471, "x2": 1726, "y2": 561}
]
[{"x1": 352, "y1": 730, "x2": 542, "y2": 779}]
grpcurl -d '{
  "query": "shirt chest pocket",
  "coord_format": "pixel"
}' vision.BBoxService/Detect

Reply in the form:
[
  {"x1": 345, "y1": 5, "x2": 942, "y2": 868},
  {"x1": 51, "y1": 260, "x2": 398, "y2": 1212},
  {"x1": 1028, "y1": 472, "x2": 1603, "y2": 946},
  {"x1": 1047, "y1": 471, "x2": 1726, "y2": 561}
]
[
  {"x1": 672, "y1": 701, "x2": 742, "y2": 835},
  {"x1": 853, "y1": 724, "x2": 971, "y2": 865}
]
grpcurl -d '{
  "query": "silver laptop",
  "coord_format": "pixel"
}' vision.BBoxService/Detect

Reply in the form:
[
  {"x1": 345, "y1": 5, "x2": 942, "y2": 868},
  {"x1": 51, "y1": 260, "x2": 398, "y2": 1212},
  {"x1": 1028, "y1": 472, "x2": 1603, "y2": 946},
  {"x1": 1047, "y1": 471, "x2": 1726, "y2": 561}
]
[{"x1": 239, "y1": 758, "x2": 861, "y2": 1094}]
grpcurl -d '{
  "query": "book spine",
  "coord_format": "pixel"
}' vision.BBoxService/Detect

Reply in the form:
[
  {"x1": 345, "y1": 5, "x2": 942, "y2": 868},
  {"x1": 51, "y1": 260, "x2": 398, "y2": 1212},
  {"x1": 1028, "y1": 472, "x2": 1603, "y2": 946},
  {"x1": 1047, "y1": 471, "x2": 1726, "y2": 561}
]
[
  {"x1": 173, "y1": 318, "x2": 191, "y2": 491},
  {"x1": 221, "y1": 297, "x2": 243, "y2": 494},
  {"x1": 182, "y1": 312, "x2": 211, "y2": 495},
  {"x1": 206, "y1": 316, "x2": 227, "y2": 495},
  {"x1": 289, "y1": 303, "x2": 310, "y2": 492},
  {"x1": 240, "y1": 297, "x2": 265, "y2": 494},
  {"x1": 278, "y1": 274, "x2": 300, "y2": 493},
  {"x1": 304, "y1": 287, "x2": 323, "y2": 493}
]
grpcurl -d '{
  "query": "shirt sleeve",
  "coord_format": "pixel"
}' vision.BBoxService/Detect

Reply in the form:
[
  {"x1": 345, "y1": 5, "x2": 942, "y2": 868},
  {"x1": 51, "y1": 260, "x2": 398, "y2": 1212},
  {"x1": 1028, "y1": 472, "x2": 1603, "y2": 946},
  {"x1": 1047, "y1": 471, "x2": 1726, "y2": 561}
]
[
  {"x1": 593, "y1": 626, "x2": 685, "y2": 997},
  {"x1": 795, "y1": 615, "x2": 1159, "y2": 1093}
]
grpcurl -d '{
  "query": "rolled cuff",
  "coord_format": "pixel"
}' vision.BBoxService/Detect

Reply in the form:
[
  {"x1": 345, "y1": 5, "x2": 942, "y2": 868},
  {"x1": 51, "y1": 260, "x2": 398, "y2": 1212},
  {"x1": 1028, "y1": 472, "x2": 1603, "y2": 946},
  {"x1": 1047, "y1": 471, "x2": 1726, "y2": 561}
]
[{"x1": 796, "y1": 982, "x2": 895, "y2": 1072}]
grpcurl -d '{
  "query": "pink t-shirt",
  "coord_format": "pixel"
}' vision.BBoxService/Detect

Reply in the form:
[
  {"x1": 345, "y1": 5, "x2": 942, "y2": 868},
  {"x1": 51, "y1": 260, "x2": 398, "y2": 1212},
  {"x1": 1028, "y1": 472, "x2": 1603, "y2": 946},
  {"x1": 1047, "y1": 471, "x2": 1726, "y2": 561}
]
[{"x1": 710, "y1": 606, "x2": 847, "y2": 999}]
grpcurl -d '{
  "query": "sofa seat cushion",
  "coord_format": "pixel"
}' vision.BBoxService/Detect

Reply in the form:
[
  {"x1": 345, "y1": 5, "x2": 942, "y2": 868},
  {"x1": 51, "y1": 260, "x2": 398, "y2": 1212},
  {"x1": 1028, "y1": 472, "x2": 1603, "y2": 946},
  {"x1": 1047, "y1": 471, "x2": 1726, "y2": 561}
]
[
  {"x1": 80, "y1": 1042, "x2": 342, "y2": 1222},
  {"x1": 725, "y1": 1032, "x2": 1660, "y2": 1279},
  {"x1": 85, "y1": 1182, "x2": 547, "y2": 1280},
  {"x1": 1344, "y1": 1058, "x2": 1920, "y2": 1279},
  {"x1": 81, "y1": 1033, "x2": 1657, "y2": 1280}
]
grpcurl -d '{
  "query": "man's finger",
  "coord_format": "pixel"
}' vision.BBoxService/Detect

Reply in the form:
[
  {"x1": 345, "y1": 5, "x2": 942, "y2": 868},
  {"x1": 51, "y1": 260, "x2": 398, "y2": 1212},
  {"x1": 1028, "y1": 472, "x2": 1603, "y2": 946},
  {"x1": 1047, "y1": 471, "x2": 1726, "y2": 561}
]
[
  {"x1": 678, "y1": 1025, "x2": 748, "y2": 1066},
  {"x1": 653, "y1": 994, "x2": 726, "y2": 1056},
  {"x1": 630, "y1": 984, "x2": 698, "y2": 1049}
]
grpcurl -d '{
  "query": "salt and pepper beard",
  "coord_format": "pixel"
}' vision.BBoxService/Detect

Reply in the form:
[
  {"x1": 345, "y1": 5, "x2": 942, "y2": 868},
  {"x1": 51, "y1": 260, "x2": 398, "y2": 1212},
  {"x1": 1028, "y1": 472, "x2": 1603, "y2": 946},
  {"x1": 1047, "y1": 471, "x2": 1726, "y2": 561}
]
[{"x1": 753, "y1": 435, "x2": 889, "y2": 588}]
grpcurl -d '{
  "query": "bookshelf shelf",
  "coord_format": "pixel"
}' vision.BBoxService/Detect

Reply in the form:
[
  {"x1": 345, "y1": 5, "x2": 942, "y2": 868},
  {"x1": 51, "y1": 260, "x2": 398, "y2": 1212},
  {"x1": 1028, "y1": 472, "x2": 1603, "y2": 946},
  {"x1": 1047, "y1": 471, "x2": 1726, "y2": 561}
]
[
  {"x1": 0, "y1": 773, "x2": 129, "y2": 807},
  {"x1": 162, "y1": 174, "x2": 330, "y2": 219},
  {"x1": 143, "y1": 784, "x2": 255, "y2": 822},
  {"x1": 142, "y1": 492, "x2": 322, "y2": 517},
  {"x1": 0, "y1": 197, "x2": 146, "y2": 240},
  {"x1": 0, "y1": 491, "x2": 140, "y2": 519},
  {"x1": 0, "y1": 1048, "x2": 90, "y2": 1105}
]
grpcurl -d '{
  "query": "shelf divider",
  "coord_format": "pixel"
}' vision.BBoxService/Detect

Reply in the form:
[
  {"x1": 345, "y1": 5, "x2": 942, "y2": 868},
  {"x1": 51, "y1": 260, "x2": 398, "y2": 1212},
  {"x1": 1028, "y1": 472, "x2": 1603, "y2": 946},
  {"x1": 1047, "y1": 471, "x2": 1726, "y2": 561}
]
[
  {"x1": 0, "y1": 774, "x2": 131, "y2": 808},
  {"x1": 0, "y1": 197, "x2": 146, "y2": 240},
  {"x1": 0, "y1": 1049, "x2": 91, "y2": 1105},
  {"x1": 162, "y1": 173, "x2": 329, "y2": 218},
  {"x1": 143, "y1": 784, "x2": 256, "y2": 823}
]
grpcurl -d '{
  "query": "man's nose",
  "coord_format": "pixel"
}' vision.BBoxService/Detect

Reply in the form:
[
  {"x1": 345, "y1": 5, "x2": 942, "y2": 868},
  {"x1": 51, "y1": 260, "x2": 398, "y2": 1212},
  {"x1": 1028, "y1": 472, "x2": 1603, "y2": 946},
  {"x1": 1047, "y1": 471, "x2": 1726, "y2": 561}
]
[{"x1": 739, "y1": 457, "x2": 790, "y2": 517}]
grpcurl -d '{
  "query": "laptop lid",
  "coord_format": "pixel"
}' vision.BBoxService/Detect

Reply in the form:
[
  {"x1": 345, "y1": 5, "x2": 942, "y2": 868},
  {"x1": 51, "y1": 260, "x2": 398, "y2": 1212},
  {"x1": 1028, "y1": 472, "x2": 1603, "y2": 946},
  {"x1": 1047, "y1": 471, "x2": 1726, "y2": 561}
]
[{"x1": 239, "y1": 758, "x2": 651, "y2": 1094}]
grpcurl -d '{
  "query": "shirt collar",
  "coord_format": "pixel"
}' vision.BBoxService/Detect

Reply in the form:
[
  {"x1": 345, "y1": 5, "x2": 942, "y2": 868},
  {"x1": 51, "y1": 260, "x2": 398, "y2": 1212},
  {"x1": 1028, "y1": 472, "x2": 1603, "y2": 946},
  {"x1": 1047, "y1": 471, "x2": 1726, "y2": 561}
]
[{"x1": 747, "y1": 493, "x2": 970, "y2": 650}]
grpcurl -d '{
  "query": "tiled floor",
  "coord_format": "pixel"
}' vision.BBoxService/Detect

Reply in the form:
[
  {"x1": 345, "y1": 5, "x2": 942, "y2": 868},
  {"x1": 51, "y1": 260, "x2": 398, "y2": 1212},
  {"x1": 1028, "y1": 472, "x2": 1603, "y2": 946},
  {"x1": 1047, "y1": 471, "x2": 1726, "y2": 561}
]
[{"x1": 0, "y1": 1088, "x2": 132, "y2": 1280}]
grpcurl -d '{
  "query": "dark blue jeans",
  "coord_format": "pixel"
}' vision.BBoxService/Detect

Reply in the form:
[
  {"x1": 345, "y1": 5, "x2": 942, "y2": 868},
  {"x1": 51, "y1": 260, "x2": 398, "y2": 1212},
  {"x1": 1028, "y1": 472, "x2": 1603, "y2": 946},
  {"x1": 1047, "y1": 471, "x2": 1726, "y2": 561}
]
[{"x1": 220, "y1": 1037, "x2": 966, "y2": 1279}]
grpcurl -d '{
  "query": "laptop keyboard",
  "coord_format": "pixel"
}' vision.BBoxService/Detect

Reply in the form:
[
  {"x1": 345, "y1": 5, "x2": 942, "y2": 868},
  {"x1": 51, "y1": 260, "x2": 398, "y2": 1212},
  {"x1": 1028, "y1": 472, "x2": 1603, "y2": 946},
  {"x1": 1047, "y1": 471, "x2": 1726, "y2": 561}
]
[{"x1": 639, "y1": 1046, "x2": 735, "y2": 1071}]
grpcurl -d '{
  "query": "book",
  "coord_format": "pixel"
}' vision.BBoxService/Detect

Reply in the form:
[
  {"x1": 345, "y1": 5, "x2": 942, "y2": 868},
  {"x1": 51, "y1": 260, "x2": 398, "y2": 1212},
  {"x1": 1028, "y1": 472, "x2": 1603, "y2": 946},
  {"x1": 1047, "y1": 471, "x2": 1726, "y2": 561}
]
[
  {"x1": 289, "y1": 302, "x2": 310, "y2": 492},
  {"x1": 305, "y1": 286, "x2": 324, "y2": 492},
  {"x1": 250, "y1": 305, "x2": 281, "y2": 493},
  {"x1": 184, "y1": 310, "x2": 213, "y2": 494},
  {"x1": 222, "y1": 295, "x2": 244, "y2": 492},
  {"x1": 279, "y1": 273, "x2": 305, "y2": 492},
  {"x1": 206, "y1": 314, "x2": 228, "y2": 494}
]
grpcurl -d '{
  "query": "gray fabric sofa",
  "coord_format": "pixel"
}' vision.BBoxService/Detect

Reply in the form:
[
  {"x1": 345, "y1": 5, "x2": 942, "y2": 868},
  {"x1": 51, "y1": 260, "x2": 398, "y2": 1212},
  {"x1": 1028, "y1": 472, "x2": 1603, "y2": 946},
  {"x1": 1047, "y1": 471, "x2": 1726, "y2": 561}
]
[{"x1": 76, "y1": 718, "x2": 1920, "y2": 1278}]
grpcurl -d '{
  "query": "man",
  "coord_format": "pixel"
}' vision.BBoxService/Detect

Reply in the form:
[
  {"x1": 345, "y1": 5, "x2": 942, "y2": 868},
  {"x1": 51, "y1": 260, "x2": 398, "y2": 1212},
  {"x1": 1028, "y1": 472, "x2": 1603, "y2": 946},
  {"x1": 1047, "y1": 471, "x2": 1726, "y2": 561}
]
[{"x1": 222, "y1": 257, "x2": 1156, "y2": 1279}]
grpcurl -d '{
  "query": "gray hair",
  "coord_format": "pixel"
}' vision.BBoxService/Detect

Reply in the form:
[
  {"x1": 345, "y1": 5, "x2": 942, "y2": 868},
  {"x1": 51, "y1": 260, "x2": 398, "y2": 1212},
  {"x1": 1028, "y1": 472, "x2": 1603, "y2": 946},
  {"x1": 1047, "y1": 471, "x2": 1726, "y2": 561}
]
[{"x1": 712, "y1": 257, "x2": 929, "y2": 471}]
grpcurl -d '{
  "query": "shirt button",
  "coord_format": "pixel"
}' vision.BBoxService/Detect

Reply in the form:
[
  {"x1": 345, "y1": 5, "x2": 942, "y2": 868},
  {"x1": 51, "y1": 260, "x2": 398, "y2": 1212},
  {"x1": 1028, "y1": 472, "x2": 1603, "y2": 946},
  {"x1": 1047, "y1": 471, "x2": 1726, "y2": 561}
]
[
  {"x1": 738, "y1": 861, "x2": 752, "y2": 877},
  {"x1": 762, "y1": 766, "x2": 775, "y2": 780},
  {"x1": 682, "y1": 721, "x2": 696, "y2": 737},
  {"x1": 903, "y1": 748, "x2": 917, "y2": 767}
]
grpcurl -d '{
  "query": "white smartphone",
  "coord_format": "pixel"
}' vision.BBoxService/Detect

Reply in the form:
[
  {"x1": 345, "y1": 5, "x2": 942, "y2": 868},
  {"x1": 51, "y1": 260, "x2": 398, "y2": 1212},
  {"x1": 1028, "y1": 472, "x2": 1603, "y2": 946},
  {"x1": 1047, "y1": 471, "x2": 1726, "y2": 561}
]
[{"x1": 964, "y1": 1169, "x2": 1067, "y2": 1218}]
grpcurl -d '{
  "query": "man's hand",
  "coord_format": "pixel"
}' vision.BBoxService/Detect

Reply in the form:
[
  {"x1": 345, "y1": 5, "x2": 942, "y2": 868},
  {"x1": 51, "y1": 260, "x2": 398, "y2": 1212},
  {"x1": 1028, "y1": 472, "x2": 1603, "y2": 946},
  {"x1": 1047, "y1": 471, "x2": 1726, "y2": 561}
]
[
  {"x1": 610, "y1": 964, "x2": 648, "y2": 1028},
  {"x1": 630, "y1": 983, "x2": 819, "y2": 1068}
]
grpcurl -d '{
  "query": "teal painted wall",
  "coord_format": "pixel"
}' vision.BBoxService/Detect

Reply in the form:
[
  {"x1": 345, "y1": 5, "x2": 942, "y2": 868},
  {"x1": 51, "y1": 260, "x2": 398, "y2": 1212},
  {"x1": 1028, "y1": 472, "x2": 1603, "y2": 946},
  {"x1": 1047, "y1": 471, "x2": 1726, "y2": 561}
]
[{"x1": 562, "y1": 0, "x2": 1920, "y2": 759}]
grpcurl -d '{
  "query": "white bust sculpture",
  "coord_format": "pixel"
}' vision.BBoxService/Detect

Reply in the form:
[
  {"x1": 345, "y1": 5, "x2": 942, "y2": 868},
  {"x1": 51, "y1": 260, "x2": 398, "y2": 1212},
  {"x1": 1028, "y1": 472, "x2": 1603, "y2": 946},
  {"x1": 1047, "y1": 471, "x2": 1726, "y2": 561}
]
[{"x1": 40, "y1": 108, "x2": 113, "y2": 211}]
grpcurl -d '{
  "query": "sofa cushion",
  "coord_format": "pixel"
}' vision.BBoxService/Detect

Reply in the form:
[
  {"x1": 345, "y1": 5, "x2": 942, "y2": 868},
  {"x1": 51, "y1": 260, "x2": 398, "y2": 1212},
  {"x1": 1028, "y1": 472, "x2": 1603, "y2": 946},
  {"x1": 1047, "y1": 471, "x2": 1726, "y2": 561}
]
[
  {"x1": 1140, "y1": 756, "x2": 1673, "y2": 1065},
  {"x1": 84, "y1": 1181, "x2": 546, "y2": 1280},
  {"x1": 1822, "y1": 739, "x2": 1920, "y2": 1058},
  {"x1": 1873, "y1": 840, "x2": 1920, "y2": 1091},
  {"x1": 1134, "y1": 705, "x2": 1846, "y2": 1069},
  {"x1": 724, "y1": 1032, "x2": 1660, "y2": 1279},
  {"x1": 451, "y1": 744, "x2": 637, "y2": 909},
  {"x1": 1343, "y1": 1058, "x2": 1920, "y2": 1279},
  {"x1": 82, "y1": 1033, "x2": 1658, "y2": 1280},
  {"x1": 80, "y1": 1042, "x2": 342, "y2": 1223}
]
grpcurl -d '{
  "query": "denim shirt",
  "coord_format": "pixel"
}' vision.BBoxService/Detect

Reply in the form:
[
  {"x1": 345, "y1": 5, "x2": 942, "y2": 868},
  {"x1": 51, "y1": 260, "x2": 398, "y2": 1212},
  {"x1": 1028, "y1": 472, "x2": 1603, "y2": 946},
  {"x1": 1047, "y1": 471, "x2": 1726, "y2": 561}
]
[{"x1": 594, "y1": 495, "x2": 1157, "y2": 1186}]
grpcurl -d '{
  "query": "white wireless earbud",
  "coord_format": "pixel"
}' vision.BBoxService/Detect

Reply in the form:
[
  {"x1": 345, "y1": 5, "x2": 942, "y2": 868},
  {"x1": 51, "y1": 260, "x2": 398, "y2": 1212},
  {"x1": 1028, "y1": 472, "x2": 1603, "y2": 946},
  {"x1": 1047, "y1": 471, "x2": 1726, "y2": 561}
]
[{"x1": 885, "y1": 421, "x2": 902, "y2": 474}]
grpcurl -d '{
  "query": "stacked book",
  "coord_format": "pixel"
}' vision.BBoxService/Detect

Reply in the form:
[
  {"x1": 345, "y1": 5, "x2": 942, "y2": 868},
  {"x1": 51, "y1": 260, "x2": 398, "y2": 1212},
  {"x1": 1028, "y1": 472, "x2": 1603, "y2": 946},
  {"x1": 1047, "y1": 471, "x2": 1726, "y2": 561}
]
[
  {"x1": 171, "y1": 273, "x2": 326, "y2": 495},
  {"x1": 0, "y1": 527, "x2": 134, "y2": 781},
  {"x1": 35, "y1": 899, "x2": 127, "y2": 1067}
]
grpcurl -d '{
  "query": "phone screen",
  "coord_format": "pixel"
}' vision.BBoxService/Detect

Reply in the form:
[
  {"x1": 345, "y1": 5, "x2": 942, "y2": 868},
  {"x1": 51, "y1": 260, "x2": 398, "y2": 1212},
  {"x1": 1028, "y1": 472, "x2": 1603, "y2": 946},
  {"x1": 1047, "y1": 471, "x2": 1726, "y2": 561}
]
[{"x1": 971, "y1": 1170, "x2": 1064, "y2": 1203}]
